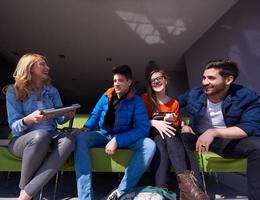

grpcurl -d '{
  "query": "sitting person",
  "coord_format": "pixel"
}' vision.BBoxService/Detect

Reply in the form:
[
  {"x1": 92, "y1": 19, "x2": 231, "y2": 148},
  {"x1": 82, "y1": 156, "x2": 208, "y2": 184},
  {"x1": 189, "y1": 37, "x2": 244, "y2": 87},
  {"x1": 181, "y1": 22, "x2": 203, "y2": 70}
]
[
  {"x1": 4, "y1": 53, "x2": 75, "y2": 200},
  {"x1": 74, "y1": 65, "x2": 156, "y2": 200},
  {"x1": 177, "y1": 60, "x2": 260, "y2": 200},
  {"x1": 141, "y1": 69, "x2": 181, "y2": 189},
  {"x1": 141, "y1": 69, "x2": 209, "y2": 200}
]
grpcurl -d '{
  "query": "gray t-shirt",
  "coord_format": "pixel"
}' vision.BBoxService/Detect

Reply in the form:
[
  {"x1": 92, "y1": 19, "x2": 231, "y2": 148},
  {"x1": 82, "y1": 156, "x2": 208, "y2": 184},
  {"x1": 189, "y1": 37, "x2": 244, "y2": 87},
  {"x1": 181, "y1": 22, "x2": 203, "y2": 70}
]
[{"x1": 197, "y1": 98, "x2": 226, "y2": 133}]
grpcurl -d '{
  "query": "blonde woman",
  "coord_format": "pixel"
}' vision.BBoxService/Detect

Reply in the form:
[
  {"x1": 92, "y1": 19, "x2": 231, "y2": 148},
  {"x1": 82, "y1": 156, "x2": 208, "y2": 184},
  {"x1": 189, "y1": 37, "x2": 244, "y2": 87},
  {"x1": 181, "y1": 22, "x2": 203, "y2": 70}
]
[{"x1": 5, "y1": 53, "x2": 75, "y2": 200}]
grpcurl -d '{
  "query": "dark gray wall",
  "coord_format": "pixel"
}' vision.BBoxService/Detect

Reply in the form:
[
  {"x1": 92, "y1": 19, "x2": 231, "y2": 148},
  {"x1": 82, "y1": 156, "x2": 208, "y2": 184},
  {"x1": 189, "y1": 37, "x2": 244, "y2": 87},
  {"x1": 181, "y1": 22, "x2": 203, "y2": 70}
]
[
  {"x1": 185, "y1": 0, "x2": 260, "y2": 92},
  {"x1": 167, "y1": 69, "x2": 189, "y2": 98},
  {"x1": 0, "y1": 55, "x2": 15, "y2": 89},
  {"x1": 0, "y1": 54, "x2": 15, "y2": 135}
]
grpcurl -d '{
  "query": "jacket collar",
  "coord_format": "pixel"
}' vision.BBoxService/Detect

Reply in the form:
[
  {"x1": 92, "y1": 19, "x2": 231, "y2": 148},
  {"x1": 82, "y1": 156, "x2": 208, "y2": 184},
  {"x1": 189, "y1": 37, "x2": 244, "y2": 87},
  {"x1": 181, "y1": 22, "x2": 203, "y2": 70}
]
[
  {"x1": 198, "y1": 91, "x2": 207, "y2": 106},
  {"x1": 105, "y1": 86, "x2": 135, "y2": 101},
  {"x1": 31, "y1": 84, "x2": 51, "y2": 95}
]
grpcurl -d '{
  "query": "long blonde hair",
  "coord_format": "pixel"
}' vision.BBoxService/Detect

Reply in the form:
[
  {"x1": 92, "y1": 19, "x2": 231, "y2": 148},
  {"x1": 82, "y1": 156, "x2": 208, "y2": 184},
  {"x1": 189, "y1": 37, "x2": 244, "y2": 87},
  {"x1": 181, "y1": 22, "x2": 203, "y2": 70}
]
[
  {"x1": 147, "y1": 69, "x2": 168, "y2": 113},
  {"x1": 12, "y1": 53, "x2": 51, "y2": 101}
]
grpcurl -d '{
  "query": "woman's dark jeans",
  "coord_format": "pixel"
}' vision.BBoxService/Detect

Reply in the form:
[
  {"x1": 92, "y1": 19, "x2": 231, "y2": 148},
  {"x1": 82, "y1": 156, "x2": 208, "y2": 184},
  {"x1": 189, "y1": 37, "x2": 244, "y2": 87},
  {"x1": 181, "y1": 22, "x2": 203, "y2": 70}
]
[{"x1": 151, "y1": 127, "x2": 189, "y2": 188}]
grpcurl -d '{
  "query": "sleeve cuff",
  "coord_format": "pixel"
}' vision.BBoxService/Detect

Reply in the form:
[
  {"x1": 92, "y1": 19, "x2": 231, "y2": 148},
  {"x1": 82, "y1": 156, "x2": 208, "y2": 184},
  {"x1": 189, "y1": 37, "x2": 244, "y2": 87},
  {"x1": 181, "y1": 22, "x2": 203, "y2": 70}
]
[{"x1": 20, "y1": 118, "x2": 27, "y2": 129}]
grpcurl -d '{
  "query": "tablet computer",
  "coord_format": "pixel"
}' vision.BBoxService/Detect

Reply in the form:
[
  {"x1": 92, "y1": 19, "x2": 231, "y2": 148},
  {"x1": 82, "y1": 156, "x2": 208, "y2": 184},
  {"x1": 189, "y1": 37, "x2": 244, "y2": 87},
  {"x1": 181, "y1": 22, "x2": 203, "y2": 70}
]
[{"x1": 41, "y1": 104, "x2": 81, "y2": 116}]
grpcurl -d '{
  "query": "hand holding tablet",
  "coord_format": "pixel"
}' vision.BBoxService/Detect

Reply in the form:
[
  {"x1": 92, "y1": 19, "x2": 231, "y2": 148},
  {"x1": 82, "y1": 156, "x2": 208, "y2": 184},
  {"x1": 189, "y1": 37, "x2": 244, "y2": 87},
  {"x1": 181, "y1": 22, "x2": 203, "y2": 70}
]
[{"x1": 152, "y1": 112, "x2": 176, "y2": 121}]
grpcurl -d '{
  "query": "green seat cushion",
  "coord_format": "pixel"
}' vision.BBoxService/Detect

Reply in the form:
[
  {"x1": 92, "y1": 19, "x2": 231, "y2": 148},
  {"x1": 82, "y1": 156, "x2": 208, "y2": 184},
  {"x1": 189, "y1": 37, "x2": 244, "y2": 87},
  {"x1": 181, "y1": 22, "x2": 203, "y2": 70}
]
[
  {"x1": 1, "y1": 115, "x2": 247, "y2": 174},
  {"x1": 72, "y1": 114, "x2": 90, "y2": 128},
  {"x1": 62, "y1": 148, "x2": 133, "y2": 172},
  {"x1": 0, "y1": 146, "x2": 247, "y2": 173},
  {"x1": 196, "y1": 152, "x2": 247, "y2": 172},
  {"x1": 57, "y1": 114, "x2": 90, "y2": 129},
  {"x1": 0, "y1": 147, "x2": 21, "y2": 171},
  {"x1": 57, "y1": 120, "x2": 71, "y2": 129}
]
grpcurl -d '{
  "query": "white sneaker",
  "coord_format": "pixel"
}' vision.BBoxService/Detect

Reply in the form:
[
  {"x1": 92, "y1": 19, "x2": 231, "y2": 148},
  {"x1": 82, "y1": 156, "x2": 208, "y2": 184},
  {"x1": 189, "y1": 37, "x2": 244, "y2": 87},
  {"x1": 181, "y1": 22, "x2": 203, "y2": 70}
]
[{"x1": 107, "y1": 189, "x2": 120, "y2": 200}]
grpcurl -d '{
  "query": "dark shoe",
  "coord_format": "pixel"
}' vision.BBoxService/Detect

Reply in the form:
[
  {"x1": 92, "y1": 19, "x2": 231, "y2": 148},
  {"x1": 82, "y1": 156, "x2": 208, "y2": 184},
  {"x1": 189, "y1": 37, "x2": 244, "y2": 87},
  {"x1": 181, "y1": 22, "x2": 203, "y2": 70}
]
[
  {"x1": 107, "y1": 189, "x2": 120, "y2": 200},
  {"x1": 177, "y1": 170, "x2": 210, "y2": 200}
]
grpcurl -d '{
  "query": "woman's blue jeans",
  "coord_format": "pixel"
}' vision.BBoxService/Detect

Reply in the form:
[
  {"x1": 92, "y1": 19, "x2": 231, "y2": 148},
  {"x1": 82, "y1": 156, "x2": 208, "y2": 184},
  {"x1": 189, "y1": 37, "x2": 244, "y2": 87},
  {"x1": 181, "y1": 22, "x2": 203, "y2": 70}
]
[{"x1": 74, "y1": 131, "x2": 156, "y2": 200}]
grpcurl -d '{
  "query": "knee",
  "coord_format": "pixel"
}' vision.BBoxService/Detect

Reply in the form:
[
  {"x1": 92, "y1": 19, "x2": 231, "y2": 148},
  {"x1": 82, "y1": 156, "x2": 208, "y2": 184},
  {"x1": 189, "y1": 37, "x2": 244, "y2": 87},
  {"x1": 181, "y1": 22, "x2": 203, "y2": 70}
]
[
  {"x1": 75, "y1": 132, "x2": 90, "y2": 150},
  {"x1": 248, "y1": 139, "x2": 260, "y2": 153},
  {"x1": 29, "y1": 130, "x2": 51, "y2": 146},
  {"x1": 180, "y1": 133, "x2": 195, "y2": 150},
  {"x1": 180, "y1": 133, "x2": 189, "y2": 143},
  {"x1": 154, "y1": 137, "x2": 168, "y2": 155},
  {"x1": 75, "y1": 132, "x2": 84, "y2": 143},
  {"x1": 60, "y1": 134, "x2": 75, "y2": 152},
  {"x1": 154, "y1": 134, "x2": 164, "y2": 144},
  {"x1": 24, "y1": 130, "x2": 51, "y2": 154},
  {"x1": 143, "y1": 138, "x2": 156, "y2": 155}
]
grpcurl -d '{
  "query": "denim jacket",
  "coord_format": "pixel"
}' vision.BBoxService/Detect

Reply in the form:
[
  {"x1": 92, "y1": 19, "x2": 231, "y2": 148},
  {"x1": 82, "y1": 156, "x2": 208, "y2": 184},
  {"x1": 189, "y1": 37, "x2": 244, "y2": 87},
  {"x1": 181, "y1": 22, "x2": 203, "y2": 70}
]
[
  {"x1": 84, "y1": 87, "x2": 150, "y2": 148},
  {"x1": 178, "y1": 84, "x2": 260, "y2": 136},
  {"x1": 6, "y1": 84, "x2": 67, "y2": 137}
]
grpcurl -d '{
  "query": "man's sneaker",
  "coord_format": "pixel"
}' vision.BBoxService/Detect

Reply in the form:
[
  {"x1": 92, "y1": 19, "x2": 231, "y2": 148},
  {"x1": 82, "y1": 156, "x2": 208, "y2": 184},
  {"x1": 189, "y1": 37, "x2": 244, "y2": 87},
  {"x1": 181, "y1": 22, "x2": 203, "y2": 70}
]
[{"x1": 106, "y1": 189, "x2": 120, "y2": 200}]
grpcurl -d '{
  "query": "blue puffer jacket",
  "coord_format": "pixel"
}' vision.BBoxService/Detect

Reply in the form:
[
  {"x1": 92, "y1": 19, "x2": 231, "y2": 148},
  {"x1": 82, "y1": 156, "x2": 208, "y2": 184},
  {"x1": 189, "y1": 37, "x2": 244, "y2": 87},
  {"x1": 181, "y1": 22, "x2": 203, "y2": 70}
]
[
  {"x1": 84, "y1": 87, "x2": 150, "y2": 147},
  {"x1": 178, "y1": 84, "x2": 260, "y2": 136}
]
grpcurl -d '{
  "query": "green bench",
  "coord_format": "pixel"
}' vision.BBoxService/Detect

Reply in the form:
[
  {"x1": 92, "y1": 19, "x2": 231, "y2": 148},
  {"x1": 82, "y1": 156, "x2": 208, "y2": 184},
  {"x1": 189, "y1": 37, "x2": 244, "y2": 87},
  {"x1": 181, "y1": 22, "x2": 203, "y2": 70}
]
[
  {"x1": 0, "y1": 114, "x2": 248, "y2": 197},
  {"x1": 0, "y1": 114, "x2": 247, "y2": 173},
  {"x1": 60, "y1": 114, "x2": 247, "y2": 173}
]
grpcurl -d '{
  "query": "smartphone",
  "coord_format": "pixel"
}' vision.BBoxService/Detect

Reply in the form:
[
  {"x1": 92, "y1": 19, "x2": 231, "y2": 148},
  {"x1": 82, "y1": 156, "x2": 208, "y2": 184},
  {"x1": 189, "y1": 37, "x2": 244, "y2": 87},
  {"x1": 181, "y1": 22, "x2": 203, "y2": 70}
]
[{"x1": 152, "y1": 112, "x2": 176, "y2": 120}]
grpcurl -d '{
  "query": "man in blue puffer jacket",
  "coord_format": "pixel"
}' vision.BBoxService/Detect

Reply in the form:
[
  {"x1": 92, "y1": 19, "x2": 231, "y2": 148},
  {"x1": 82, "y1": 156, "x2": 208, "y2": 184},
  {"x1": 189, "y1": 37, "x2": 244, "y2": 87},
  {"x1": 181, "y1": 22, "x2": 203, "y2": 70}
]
[
  {"x1": 176, "y1": 60, "x2": 260, "y2": 200},
  {"x1": 74, "y1": 65, "x2": 156, "y2": 200}
]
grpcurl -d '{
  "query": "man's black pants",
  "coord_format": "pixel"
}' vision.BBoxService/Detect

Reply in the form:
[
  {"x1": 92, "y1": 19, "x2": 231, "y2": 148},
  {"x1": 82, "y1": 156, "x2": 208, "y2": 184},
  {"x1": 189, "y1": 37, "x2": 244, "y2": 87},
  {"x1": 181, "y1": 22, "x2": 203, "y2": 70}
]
[{"x1": 181, "y1": 133, "x2": 260, "y2": 200}]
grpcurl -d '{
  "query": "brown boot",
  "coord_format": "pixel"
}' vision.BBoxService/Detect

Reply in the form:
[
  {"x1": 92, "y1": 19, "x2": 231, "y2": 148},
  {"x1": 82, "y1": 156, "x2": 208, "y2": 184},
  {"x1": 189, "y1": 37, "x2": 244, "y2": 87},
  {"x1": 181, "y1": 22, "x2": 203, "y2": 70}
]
[{"x1": 177, "y1": 170, "x2": 210, "y2": 200}]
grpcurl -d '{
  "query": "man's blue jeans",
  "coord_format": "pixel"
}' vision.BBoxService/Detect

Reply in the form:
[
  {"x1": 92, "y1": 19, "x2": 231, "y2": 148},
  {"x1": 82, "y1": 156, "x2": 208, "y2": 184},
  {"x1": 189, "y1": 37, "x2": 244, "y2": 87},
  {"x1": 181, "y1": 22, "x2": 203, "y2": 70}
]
[{"x1": 74, "y1": 131, "x2": 156, "y2": 200}]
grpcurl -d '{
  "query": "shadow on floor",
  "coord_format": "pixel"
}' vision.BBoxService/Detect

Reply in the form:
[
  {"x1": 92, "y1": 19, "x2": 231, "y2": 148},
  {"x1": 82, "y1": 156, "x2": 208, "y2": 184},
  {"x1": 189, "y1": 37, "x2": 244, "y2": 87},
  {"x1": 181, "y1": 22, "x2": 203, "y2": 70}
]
[{"x1": 0, "y1": 172, "x2": 248, "y2": 200}]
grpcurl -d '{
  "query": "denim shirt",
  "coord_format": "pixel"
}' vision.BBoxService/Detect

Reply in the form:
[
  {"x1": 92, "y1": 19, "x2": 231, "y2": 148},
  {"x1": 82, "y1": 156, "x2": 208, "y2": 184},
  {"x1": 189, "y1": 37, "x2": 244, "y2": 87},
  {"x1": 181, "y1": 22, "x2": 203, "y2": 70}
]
[
  {"x1": 6, "y1": 84, "x2": 67, "y2": 137},
  {"x1": 178, "y1": 84, "x2": 260, "y2": 136}
]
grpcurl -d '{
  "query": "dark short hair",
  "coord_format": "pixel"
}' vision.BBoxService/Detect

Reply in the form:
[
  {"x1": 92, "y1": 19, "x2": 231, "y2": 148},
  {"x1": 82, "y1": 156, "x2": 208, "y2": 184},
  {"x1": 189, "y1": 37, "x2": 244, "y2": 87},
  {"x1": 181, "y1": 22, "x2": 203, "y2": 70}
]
[
  {"x1": 205, "y1": 60, "x2": 239, "y2": 81},
  {"x1": 112, "y1": 65, "x2": 132, "y2": 80}
]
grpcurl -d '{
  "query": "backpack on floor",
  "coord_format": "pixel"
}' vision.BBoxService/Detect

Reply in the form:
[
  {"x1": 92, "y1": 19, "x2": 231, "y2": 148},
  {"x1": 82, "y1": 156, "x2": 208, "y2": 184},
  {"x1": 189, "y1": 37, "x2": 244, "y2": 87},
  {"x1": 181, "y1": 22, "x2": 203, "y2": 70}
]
[{"x1": 119, "y1": 186, "x2": 176, "y2": 200}]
